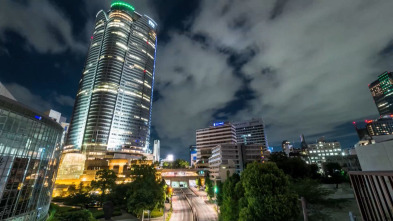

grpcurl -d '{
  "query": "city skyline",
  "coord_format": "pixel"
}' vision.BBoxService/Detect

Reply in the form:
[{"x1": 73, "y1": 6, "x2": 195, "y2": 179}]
[{"x1": 2, "y1": 0, "x2": 393, "y2": 160}]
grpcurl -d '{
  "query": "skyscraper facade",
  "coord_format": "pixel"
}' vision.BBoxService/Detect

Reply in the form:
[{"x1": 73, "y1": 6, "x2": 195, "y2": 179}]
[
  {"x1": 65, "y1": 1, "x2": 157, "y2": 159},
  {"x1": 369, "y1": 72, "x2": 393, "y2": 116},
  {"x1": 196, "y1": 122, "x2": 236, "y2": 168},
  {"x1": 0, "y1": 95, "x2": 63, "y2": 220},
  {"x1": 233, "y1": 119, "x2": 268, "y2": 148}
]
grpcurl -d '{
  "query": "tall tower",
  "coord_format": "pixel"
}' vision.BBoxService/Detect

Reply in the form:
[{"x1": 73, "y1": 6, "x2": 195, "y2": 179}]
[
  {"x1": 65, "y1": 1, "x2": 157, "y2": 159},
  {"x1": 369, "y1": 72, "x2": 393, "y2": 116}
]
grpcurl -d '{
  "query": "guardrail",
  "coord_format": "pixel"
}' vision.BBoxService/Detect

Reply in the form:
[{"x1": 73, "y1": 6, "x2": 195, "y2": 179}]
[{"x1": 182, "y1": 189, "x2": 198, "y2": 221}]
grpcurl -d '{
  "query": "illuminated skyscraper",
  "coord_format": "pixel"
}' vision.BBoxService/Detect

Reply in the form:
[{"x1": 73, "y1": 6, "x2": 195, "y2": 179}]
[
  {"x1": 369, "y1": 72, "x2": 393, "y2": 116},
  {"x1": 65, "y1": 1, "x2": 157, "y2": 160}
]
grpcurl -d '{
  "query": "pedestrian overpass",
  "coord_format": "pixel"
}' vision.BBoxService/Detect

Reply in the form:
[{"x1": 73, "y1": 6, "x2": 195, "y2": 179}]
[{"x1": 160, "y1": 168, "x2": 204, "y2": 188}]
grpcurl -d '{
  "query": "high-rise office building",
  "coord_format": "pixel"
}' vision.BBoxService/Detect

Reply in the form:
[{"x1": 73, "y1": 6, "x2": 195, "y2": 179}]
[
  {"x1": 65, "y1": 1, "x2": 157, "y2": 159},
  {"x1": 153, "y1": 140, "x2": 160, "y2": 162},
  {"x1": 233, "y1": 119, "x2": 268, "y2": 148},
  {"x1": 196, "y1": 122, "x2": 236, "y2": 168},
  {"x1": 369, "y1": 71, "x2": 393, "y2": 116},
  {"x1": 0, "y1": 95, "x2": 63, "y2": 220}
]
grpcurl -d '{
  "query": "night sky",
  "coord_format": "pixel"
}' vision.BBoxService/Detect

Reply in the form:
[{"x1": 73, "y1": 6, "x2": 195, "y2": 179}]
[{"x1": 1, "y1": 0, "x2": 393, "y2": 160}]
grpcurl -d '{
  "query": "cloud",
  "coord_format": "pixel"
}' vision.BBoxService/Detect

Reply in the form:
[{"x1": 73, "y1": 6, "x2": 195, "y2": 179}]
[
  {"x1": 4, "y1": 83, "x2": 75, "y2": 113},
  {"x1": 152, "y1": 0, "x2": 393, "y2": 151},
  {"x1": 54, "y1": 94, "x2": 75, "y2": 107},
  {"x1": 188, "y1": 0, "x2": 393, "y2": 145},
  {"x1": 152, "y1": 34, "x2": 242, "y2": 149},
  {"x1": 4, "y1": 83, "x2": 52, "y2": 112},
  {"x1": 0, "y1": 0, "x2": 85, "y2": 53}
]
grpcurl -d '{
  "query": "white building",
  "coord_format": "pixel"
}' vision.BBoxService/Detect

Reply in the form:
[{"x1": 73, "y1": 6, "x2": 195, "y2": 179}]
[
  {"x1": 153, "y1": 140, "x2": 160, "y2": 162},
  {"x1": 208, "y1": 144, "x2": 269, "y2": 183},
  {"x1": 307, "y1": 139, "x2": 342, "y2": 171},
  {"x1": 196, "y1": 122, "x2": 237, "y2": 168}
]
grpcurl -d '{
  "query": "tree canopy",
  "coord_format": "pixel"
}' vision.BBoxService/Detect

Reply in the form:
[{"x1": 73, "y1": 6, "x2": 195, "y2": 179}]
[{"x1": 91, "y1": 169, "x2": 117, "y2": 204}]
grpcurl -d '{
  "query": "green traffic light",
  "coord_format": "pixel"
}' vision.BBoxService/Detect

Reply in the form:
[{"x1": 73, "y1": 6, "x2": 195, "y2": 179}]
[{"x1": 214, "y1": 186, "x2": 218, "y2": 193}]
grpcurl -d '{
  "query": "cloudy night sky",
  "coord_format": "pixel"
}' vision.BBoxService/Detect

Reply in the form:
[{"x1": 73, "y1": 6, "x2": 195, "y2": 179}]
[{"x1": 1, "y1": 0, "x2": 392, "y2": 160}]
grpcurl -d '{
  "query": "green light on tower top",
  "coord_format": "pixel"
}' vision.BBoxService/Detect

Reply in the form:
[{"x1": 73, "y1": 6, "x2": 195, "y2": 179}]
[{"x1": 111, "y1": 1, "x2": 135, "y2": 12}]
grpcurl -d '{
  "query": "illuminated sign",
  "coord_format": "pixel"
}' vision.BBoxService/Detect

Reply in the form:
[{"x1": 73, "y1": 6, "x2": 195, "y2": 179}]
[
  {"x1": 34, "y1": 115, "x2": 42, "y2": 120},
  {"x1": 213, "y1": 122, "x2": 224, "y2": 126},
  {"x1": 148, "y1": 20, "x2": 156, "y2": 28}
]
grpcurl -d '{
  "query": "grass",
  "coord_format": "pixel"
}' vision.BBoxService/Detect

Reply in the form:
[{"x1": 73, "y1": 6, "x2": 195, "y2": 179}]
[{"x1": 143, "y1": 208, "x2": 163, "y2": 218}]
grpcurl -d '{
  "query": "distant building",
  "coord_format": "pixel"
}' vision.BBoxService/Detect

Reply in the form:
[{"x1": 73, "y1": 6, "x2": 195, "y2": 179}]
[
  {"x1": 233, "y1": 119, "x2": 268, "y2": 148},
  {"x1": 282, "y1": 140, "x2": 294, "y2": 156},
  {"x1": 44, "y1": 109, "x2": 63, "y2": 123},
  {"x1": 324, "y1": 154, "x2": 361, "y2": 172},
  {"x1": 369, "y1": 71, "x2": 393, "y2": 116},
  {"x1": 307, "y1": 138, "x2": 342, "y2": 171},
  {"x1": 153, "y1": 140, "x2": 160, "y2": 162},
  {"x1": 208, "y1": 144, "x2": 269, "y2": 183},
  {"x1": 190, "y1": 145, "x2": 197, "y2": 168},
  {"x1": 44, "y1": 109, "x2": 69, "y2": 144},
  {"x1": 0, "y1": 95, "x2": 63, "y2": 220},
  {"x1": 0, "y1": 82, "x2": 16, "y2": 101},
  {"x1": 196, "y1": 122, "x2": 236, "y2": 168}
]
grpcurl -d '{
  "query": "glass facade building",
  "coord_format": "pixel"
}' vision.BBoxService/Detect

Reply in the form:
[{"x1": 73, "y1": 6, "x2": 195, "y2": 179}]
[
  {"x1": 65, "y1": 1, "x2": 158, "y2": 159},
  {"x1": 369, "y1": 72, "x2": 393, "y2": 116},
  {"x1": 0, "y1": 95, "x2": 63, "y2": 220}
]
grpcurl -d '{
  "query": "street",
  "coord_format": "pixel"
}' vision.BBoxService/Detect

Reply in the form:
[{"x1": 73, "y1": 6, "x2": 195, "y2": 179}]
[
  {"x1": 170, "y1": 189, "x2": 193, "y2": 221},
  {"x1": 183, "y1": 188, "x2": 218, "y2": 221}
]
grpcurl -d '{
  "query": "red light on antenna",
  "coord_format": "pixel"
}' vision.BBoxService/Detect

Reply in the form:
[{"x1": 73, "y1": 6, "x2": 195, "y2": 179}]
[
  {"x1": 91, "y1": 36, "x2": 93, "y2": 40},
  {"x1": 352, "y1": 121, "x2": 356, "y2": 124}
]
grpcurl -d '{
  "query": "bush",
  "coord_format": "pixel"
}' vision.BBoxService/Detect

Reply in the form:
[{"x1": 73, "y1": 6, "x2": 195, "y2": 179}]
[
  {"x1": 56, "y1": 209, "x2": 96, "y2": 221},
  {"x1": 52, "y1": 197, "x2": 66, "y2": 202},
  {"x1": 89, "y1": 208, "x2": 122, "y2": 219}
]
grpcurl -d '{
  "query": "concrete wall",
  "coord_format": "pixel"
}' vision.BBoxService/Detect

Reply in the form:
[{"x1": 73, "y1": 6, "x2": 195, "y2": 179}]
[{"x1": 356, "y1": 140, "x2": 393, "y2": 171}]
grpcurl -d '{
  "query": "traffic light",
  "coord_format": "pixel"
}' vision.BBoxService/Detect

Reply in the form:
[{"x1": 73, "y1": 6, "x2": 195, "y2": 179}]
[{"x1": 214, "y1": 185, "x2": 218, "y2": 194}]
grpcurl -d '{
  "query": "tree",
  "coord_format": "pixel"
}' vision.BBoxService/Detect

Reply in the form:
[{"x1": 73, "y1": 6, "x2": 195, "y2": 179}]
[
  {"x1": 220, "y1": 173, "x2": 243, "y2": 221},
  {"x1": 195, "y1": 177, "x2": 202, "y2": 189},
  {"x1": 323, "y1": 162, "x2": 345, "y2": 188},
  {"x1": 173, "y1": 159, "x2": 189, "y2": 168},
  {"x1": 216, "y1": 181, "x2": 223, "y2": 205},
  {"x1": 291, "y1": 178, "x2": 334, "y2": 220},
  {"x1": 91, "y1": 169, "x2": 117, "y2": 204},
  {"x1": 269, "y1": 152, "x2": 318, "y2": 179},
  {"x1": 239, "y1": 162, "x2": 299, "y2": 221},
  {"x1": 127, "y1": 165, "x2": 166, "y2": 217},
  {"x1": 64, "y1": 192, "x2": 92, "y2": 209},
  {"x1": 67, "y1": 184, "x2": 77, "y2": 196},
  {"x1": 204, "y1": 172, "x2": 214, "y2": 199},
  {"x1": 107, "y1": 183, "x2": 132, "y2": 209}
]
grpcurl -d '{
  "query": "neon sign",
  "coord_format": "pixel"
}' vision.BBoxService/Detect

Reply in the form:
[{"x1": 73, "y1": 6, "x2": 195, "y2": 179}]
[{"x1": 213, "y1": 122, "x2": 224, "y2": 126}]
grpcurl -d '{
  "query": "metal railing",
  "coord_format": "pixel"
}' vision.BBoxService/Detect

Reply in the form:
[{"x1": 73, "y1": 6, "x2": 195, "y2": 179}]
[{"x1": 349, "y1": 171, "x2": 393, "y2": 221}]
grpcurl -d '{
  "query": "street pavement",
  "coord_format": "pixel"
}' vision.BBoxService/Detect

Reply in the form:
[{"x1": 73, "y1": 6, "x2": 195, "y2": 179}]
[
  {"x1": 183, "y1": 188, "x2": 218, "y2": 221},
  {"x1": 170, "y1": 189, "x2": 193, "y2": 221}
]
